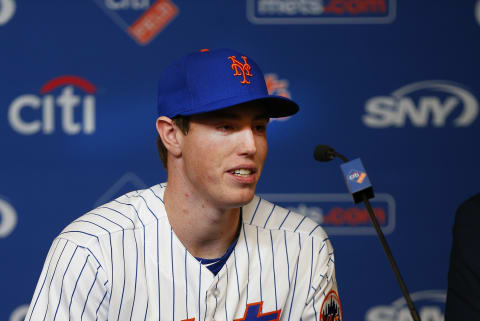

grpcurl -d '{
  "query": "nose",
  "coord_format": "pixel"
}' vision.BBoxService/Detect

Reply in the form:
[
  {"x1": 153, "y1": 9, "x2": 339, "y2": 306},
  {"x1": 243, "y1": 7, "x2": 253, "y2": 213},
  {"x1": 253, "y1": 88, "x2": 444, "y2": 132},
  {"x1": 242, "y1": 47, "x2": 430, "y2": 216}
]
[{"x1": 238, "y1": 127, "x2": 257, "y2": 156}]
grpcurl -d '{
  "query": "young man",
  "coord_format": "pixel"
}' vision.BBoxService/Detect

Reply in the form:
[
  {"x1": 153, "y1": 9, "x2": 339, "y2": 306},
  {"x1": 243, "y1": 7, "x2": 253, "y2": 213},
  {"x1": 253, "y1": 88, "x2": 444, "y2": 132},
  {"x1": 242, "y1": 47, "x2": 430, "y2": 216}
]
[{"x1": 26, "y1": 49, "x2": 341, "y2": 321}]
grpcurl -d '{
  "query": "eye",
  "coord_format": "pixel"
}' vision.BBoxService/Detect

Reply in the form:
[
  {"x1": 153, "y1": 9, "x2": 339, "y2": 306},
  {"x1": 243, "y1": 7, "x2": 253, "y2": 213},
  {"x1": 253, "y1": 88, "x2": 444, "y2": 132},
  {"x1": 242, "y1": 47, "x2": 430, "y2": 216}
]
[
  {"x1": 217, "y1": 124, "x2": 234, "y2": 132},
  {"x1": 253, "y1": 122, "x2": 268, "y2": 134}
]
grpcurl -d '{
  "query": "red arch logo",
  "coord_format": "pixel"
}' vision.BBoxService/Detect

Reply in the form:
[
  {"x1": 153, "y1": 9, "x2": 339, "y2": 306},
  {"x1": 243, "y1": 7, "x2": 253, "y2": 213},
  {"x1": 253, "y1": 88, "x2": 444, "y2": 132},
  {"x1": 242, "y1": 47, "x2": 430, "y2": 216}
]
[{"x1": 40, "y1": 75, "x2": 96, "y2": 94}]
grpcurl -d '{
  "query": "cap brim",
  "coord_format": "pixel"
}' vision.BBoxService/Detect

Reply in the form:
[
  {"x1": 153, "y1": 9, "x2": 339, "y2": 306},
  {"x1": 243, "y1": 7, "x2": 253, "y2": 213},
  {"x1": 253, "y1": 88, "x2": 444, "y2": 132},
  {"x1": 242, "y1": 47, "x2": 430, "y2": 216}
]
[{"x1": 177, "y1": 94, "x2": 299, "y2": 118}]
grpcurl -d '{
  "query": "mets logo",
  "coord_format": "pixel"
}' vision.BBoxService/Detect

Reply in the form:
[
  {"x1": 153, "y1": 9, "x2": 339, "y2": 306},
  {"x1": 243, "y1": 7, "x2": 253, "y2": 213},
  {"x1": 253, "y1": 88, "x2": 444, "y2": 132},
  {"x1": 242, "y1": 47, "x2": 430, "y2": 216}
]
[
  {"x1": 320, "y1": 290, "x2": 342, "y2": 321},
  {"x1": 228, "y1": 56, "x2": 253, "y2": 84},
  {"x1": 92, "y1": 0, "x2": 179, "y2": 45},
  {"x1": 182, "y1": 301, "x2": 280, "y2": 321}
]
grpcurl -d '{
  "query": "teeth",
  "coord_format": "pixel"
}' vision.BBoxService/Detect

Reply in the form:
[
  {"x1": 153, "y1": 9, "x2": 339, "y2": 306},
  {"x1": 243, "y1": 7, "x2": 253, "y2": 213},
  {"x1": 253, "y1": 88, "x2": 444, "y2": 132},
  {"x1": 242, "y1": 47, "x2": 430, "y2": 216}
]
[{"x1": 232, "y1": 169, "x2": 252, "y2": 176}]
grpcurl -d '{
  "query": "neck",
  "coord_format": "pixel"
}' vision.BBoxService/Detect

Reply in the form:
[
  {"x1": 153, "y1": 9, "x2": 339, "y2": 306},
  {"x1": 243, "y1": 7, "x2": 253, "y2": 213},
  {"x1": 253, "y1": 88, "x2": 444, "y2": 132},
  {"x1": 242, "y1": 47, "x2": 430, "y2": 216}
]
[{"x1": 163, "y1": 174, "x2": 241, "y2": 259}]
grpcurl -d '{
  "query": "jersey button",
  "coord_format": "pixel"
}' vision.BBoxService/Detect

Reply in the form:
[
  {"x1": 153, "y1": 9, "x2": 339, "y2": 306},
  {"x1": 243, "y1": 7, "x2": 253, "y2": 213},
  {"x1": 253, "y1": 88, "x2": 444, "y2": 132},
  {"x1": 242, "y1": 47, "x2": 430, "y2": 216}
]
[{"x1": 213, "y1": 289, "x2": 220, "y2": 297}]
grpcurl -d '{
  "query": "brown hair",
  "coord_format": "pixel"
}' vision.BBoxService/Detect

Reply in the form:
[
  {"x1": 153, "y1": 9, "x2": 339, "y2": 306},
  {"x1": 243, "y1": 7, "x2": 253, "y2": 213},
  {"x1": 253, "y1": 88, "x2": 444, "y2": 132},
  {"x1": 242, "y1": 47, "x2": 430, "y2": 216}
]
[{"x1": 156, "y1": 116, "x2": 190, "y2": 169}]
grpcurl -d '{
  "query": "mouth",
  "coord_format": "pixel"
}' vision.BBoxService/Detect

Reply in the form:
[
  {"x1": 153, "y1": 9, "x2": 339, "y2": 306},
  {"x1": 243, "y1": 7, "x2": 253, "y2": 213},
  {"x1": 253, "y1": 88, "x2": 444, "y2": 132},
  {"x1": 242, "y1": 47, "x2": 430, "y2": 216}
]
[
  {"x1": 227, "y1": 166, "x2": 258, "y2": 183},
  {"x1": 230, "y1": 168, "x2": 254, "y2": 177}
]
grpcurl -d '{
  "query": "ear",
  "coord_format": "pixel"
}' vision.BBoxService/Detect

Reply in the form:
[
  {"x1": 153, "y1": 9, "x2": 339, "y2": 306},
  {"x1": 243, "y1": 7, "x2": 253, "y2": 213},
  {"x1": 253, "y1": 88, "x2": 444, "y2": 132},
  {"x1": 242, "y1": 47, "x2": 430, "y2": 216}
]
[{"x1": 156, "y1": 116, "x2": 182, "y2": 158}]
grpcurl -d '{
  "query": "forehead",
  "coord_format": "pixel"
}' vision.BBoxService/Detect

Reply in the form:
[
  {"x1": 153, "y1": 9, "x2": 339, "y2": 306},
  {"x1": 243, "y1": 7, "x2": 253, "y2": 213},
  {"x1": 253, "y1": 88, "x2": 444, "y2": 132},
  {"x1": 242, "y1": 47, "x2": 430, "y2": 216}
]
[{"x1": 192, "y1": 102, "x2": 270, "y2": 121}]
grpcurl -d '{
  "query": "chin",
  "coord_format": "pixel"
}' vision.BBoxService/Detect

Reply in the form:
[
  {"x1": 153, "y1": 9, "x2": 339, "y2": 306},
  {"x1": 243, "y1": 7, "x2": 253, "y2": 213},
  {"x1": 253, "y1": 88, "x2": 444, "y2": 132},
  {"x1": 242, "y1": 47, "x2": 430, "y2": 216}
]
[{"x1": 223, "y1": 187, "x2": 256, "y2": 208}]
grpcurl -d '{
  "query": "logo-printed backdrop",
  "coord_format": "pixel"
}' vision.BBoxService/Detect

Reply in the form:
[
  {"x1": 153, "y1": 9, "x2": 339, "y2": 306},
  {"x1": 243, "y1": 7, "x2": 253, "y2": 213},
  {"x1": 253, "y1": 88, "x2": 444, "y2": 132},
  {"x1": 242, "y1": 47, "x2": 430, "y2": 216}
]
[{"x1": 1, "y1": 1, "x2": 478, "y2": 320}]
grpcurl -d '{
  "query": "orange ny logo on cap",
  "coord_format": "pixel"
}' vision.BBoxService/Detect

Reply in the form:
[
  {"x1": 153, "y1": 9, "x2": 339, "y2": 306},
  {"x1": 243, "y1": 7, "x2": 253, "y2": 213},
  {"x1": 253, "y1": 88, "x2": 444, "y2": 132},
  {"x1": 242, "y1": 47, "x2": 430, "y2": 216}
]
[{"x1": 228, "y1": 56, "x2": 253, "y2": 84}]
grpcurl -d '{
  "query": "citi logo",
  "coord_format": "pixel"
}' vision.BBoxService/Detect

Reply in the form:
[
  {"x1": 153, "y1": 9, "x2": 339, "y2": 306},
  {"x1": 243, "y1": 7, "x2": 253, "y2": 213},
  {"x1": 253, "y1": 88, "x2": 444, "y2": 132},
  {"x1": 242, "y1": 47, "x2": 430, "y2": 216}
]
[
  {"x1": 348, "y1": 170, "x2": 366, "y2": 183},
  {"x1": 0, "y1": 0, "x2": 16, "y2": 25},
  {"x1": 362, "y1": 80, "x2": 479, "y2": 128},
  {"x1": 8, "y1": 75, "x2": 97, "y2": 135},
  {"x1": 0, "y1": 197, "x2": 17, "y2": 238},
  {"x1": 348, "y1": 170, "x2": 360, "y2": 180}
]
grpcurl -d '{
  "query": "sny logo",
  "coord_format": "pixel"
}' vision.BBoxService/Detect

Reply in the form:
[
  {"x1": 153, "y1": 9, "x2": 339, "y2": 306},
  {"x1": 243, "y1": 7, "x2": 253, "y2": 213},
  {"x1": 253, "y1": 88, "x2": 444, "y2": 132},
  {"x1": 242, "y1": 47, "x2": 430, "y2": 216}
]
[
  {"x1": 476, "y1": 0, "x2": 480, "y2": 26},
  {"x1": 0, "y1": 0, "x2": 16, "y2": 25},
  {"x1": 8, "y1": 75, "x2": 97, "y2": 135},
  {"x1": 0, "y1": 197, "x2": 17, "y2": 238},
  {"x1": 366, "y1": 289, "x2": 445, "y2": 321},
  {"x1": 363, "y1": 80, "x2": 479, "y2": 128},
  {"x1": 229, "y1": 56, "x2": 253, "y2": 84},
  {"x1": 9, "y1": 305, "x2": 29, "y2": 321},
  {"x1": 93, "y1": 0, "x2": 179, "y2": 45}
]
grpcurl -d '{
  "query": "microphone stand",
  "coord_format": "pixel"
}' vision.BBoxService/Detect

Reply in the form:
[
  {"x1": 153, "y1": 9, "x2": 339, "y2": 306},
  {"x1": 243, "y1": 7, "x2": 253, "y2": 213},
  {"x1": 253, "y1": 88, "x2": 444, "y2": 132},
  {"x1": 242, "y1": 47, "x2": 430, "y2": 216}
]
[
  {"x1": 335, "y1": 151, "x2": 421, "y2": 321},
  {"x1": 361, "y1": 193, "x2": 421, "y2": 321}
]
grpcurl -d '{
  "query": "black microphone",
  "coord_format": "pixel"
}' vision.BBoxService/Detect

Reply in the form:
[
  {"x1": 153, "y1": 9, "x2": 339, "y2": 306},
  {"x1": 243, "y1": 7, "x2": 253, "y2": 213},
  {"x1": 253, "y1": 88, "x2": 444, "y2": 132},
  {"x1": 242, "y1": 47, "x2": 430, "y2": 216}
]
[
  {"x1": 313, "y1": 145, "x2": 348, "y2": 163},
  {"x1": 313, "y1": 145, "x2": 421, "y2": 321}
]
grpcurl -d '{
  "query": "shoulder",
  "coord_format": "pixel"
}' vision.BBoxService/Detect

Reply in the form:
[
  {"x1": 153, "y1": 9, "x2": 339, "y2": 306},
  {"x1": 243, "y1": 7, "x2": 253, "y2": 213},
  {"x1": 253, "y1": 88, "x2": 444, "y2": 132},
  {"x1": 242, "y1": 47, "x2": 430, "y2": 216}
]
[
  {"x1": 455, "y1": 193, "x2": 480, "y2": 224},
  {"x1": 58, "y1": 183, "x2": 168, "y2": 247},
  {"x1": 242, "y1": 195, "x2": 328, "y2": 240},
  {"x1": 452, "y1": 193, "x2": 480, "y2": 245},
  {"x1": 453, "y1": 193, "x2": 480, "y2": 234}
]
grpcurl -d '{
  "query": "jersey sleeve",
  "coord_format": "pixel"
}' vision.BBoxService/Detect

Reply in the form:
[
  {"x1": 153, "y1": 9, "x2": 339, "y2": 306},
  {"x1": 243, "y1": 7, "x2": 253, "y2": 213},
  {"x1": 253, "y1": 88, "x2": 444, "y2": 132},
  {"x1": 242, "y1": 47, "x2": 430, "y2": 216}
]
[
  {"x1": 301, "y1": 235, "x2": 342, "y2": 321},
  {"x1": 26, "y1": 237, "x2": 110, "y2": 321}
]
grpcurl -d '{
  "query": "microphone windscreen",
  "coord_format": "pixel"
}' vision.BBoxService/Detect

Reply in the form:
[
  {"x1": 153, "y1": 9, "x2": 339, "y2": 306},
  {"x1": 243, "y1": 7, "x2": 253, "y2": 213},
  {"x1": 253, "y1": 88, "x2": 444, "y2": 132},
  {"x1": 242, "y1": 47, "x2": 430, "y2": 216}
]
[{"x1": 313, "y1": 145, "x2": 335, "y2": 162}]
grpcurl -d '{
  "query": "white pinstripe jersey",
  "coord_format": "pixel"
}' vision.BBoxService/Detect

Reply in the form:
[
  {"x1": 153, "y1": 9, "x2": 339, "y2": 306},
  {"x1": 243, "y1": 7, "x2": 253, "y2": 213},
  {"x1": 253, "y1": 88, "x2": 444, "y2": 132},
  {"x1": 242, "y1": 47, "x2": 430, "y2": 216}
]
[{"x1": 26, "y1": 183, "x2": 340, "y2": 321}]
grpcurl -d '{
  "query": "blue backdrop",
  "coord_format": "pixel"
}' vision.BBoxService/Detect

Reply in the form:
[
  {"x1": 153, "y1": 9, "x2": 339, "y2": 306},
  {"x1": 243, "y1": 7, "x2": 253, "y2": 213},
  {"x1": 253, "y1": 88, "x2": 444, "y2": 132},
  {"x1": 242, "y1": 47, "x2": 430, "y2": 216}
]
[{"x1": 1, "y1": 1, "x2": 479, "y2": 320}]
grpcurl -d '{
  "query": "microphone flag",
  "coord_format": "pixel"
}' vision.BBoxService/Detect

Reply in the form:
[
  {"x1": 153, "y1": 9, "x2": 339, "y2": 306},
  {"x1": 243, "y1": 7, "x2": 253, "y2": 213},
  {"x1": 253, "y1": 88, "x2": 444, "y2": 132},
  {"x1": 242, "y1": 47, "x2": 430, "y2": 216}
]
[{"x1": 340, "y1": 158, "x2": 374, "y2": 204}]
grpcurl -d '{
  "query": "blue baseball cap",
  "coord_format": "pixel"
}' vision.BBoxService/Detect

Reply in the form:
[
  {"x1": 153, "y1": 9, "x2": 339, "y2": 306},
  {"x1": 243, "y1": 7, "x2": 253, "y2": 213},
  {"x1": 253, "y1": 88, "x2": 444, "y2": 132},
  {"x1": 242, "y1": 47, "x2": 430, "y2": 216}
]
[{"x1": 157, "y1": 48, "x2": 299, "y2": 118}]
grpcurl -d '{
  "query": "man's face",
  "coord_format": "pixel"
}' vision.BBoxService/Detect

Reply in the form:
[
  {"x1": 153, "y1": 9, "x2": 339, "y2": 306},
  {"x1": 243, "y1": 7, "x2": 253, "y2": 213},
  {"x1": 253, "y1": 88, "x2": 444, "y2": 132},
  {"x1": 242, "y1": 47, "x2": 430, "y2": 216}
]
[{"x1": 179, "y1": 103, "x2": 269, "y2": 209}]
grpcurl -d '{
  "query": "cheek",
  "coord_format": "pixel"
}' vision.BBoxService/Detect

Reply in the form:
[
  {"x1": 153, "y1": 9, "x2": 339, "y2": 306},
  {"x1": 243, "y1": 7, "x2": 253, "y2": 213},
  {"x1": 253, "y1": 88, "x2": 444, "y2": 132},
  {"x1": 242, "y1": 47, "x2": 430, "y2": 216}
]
[
  {"x1": 257, "y1": 138, "x2": 268, "y2": 162},
  {"x1": 191, "y1": 142, "x2": 227, "y2": 181}
]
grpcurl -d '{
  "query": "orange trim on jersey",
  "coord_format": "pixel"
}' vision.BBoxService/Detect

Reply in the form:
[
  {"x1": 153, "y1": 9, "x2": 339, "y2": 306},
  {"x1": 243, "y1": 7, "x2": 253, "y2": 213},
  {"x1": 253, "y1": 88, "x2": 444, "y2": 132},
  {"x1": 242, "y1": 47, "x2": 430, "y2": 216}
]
[
  {"x1": 319, "y1": 290, "x2": 342, "y2": 321},
  {"x1": 233, "y1": 301, "x2": 281, "y2": 321}
]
